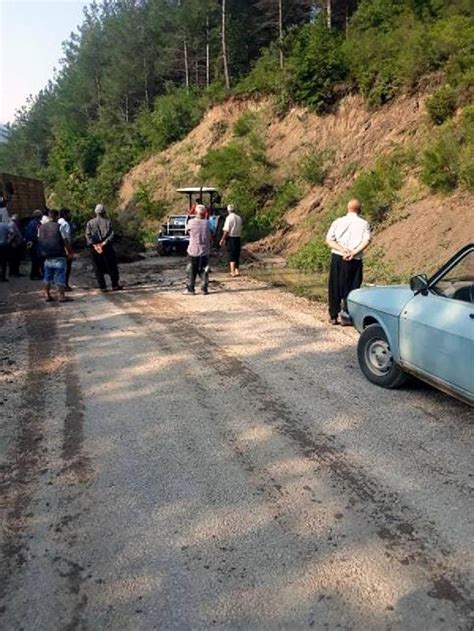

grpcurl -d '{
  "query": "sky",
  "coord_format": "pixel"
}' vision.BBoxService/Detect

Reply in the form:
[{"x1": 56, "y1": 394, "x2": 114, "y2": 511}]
[{"x1": 0, "y1": 0, "x2": 89, "y2": 123}]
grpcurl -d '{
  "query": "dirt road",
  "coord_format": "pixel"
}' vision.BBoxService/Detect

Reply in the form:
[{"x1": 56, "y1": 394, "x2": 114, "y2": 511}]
[{"x1": 1, "y1": 256, "x2": 473, "y2": 630}]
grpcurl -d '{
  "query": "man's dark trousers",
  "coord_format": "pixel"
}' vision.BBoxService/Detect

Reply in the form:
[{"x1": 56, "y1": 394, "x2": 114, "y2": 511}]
[
  {"x1": 30, "y1": 247, "x2": 44, "y2": 279},
  {"x1": 328, "y1": 253, "x2": 363, "y2": 319},
  {"x1": 0, "y1": 245, "x2": 9, "y2": 280},
  {"x1": 187, "y1": 255, "x2": 209, "y2": 292},
  {"x1": 91, "y1": 244, "x2": 119, "y2": 289}
]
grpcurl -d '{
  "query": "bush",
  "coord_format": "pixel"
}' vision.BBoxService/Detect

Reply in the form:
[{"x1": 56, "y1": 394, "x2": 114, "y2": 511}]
[
  {"x1": 235, "y1": 45, "x2": 283, "y2": 96},
  {"x1": 286, "y1": 20, "x2": 347, "y2": 113},
  {"x1": 299, "y1": 149, "x2": 334, "y2": 186},
  {"x1": 459, "y1": 144, "x2": 474, "y2": 190},
  {"x1": 348, "y1": 154, "x2": 404, "y2": 224},
  {"x1": 426, "y1": 85, "x2": 457, "y2": 124},
  {"x1": 233, "y1": 111, "x2": 259, "y2": 137},
  {"x1": 344, "y1": 5, "x2": 474, "y2": 107},
  {"x1": 199, "y1": 135, "x2": 273, "y2": 229},
  {"x1": 133, "y1": 182, "x2": 169, "y2": 219},
  {"x1": 288, "y1": 238, "x2": 331, "y2": 272},
  {"x1": 137, "y1": 88, "x2": 206, "y2": 152},
  {"x1": 421, "y1": 105, "x2": 474, "y2": 192}
]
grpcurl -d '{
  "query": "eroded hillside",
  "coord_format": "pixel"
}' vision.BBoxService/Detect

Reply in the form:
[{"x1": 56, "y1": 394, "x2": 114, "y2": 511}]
[{"x1": 120, "y1": 93, "x2": 473, "y2": 276}]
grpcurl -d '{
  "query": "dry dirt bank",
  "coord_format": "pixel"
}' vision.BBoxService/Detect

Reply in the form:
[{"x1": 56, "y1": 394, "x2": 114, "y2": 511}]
[
  {"x1": 119, "y1": 95, "x2": 474, "y2": 275},
  {"x1": 1, "y1": 256, "x2": 473, "y2": 629}
]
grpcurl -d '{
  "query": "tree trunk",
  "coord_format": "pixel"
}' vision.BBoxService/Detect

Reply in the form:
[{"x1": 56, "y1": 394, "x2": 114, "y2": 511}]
[
  {"x1": 278, "y1": 0, "x2": 284, "y2": 69},
  {"x1": 206, "y1": 13, "x2": 210, "y2": 89},
  {"x1": 124, "y1": 93, "x2": 129, "y2": 124},
  {"x1": 221, "y1": 0, "x2": 230, "y2": 90},
  {"x1": 184, "y1": 38, "x2": 190, "y2": 91},
  {"x1": 95, "y1": 71, "x2": 102, "y2": 117}
]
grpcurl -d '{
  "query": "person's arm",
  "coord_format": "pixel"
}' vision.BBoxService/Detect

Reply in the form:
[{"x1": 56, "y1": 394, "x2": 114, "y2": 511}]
[
  {"x1": 326, "y1": 221, "x2": 350, "y2": 256},
  {"x1": 346, "y1": 224, "x2": 372, "y2": 260},
  {"x1": 102, "y1": 223, "x2": 114, "y2": 246},
  {"x1": 219, "y1": 217, "x2": 230, "y2": 246},
  {"x1": 85, "y1": 221, "x2": 93, "y2": 246}
]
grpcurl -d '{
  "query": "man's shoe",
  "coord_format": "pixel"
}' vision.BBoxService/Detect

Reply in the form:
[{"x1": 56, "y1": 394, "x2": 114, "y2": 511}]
[
  {"x1": 182, "y1": 289, "x2": 195, "y2": 295},
  {"x1": 329, "y1": 317, "x2": 339, "y2": 325},
  {"x1": 65, "y1": 286, "x2": 73, "y2": 292},
  {"x1": 112, "y1": 285, "x2": 123, "y2": 291},
  {"x1": 100, "y1": 287, "x2": 108, "y2": 293}
]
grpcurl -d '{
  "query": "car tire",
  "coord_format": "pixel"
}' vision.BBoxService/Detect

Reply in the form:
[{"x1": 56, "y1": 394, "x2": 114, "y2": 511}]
[{"x1": 357, "y1": 324, "x2": 408, "y2": 389}]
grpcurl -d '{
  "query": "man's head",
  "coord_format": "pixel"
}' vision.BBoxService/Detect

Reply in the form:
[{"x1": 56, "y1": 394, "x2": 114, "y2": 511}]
[
  {"x1": 227, "y1": 204, "x2": 235, "y2": 214},
  {"x1": 0, "y1": 198, "x2": 6, "y2": 208},
  {"x1": 59, "y1": 208, "x2": 70, "y2": 220},
  {"x1": 11, "y1": 214, "x2": 19, "y2": 222},
  {"x1": 196, "y1": 204, "x2": 207, "y2": 219},
  {"x1": 33, "y1": 209, "x2": 43, "y2": 218},
  {"x1": 95, "y1": 203, "x2": 106, "y2": 216},
  {"x1": 48, "y1": 209, "x2": 59, "y2": 222},
  {"x1": 347, "y1": 199, "x2": 361, "y2": 214}
]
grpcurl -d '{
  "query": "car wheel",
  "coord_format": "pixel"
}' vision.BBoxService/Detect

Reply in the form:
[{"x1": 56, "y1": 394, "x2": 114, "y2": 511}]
[{"x1": 357, "y1": 324, "x2": 407, "y2": 389}]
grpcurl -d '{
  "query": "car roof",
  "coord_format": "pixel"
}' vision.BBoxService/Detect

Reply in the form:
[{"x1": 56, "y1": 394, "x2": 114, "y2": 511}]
[{"x1": 176, "y1": 187, "x2": 218, "y2": 194}]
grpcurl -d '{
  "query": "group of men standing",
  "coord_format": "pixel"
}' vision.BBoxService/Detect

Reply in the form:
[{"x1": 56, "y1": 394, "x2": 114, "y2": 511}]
[
  {"x1": 0, "y1": 200, "x2": 121, "y2": 301},
  {"x1": 1, "y1": 194, "x2": 370, "y2": 323}
]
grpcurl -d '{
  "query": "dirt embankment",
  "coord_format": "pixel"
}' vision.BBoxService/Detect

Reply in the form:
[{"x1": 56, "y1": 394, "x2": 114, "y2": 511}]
[{"x1": 119, "y1": 93, "x2": 474, "y2": 275}]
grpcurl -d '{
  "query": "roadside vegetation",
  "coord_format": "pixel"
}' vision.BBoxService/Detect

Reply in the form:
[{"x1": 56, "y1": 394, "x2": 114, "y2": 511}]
[{"x1": 0, "y1": 0, "x2": 472, "y2": 264}]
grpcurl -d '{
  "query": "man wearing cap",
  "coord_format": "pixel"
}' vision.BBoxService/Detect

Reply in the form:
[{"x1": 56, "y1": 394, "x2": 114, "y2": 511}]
[
  {"x1": 184, "y1": 205, "x2": 211, "y2": 295},
  {"x1": 220, "y1": 204, "x2": 243, "y2": 277},
  {"x1": 25, "y1": 210, "x2": 44, "y2": 280},
  {"x1": 85, "y1": 204, "x2": 122, "y2": 292},
  {"x1": 325, "y1": 199, "x2": 371, "y2": 325}
]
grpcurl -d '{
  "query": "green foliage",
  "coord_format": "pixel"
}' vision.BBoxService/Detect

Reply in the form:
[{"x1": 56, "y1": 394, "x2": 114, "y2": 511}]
[
  {"x1": 299, "y1": 148, "x2": 335, "y2": 186},
  {"x1": 344, "y1": 3, "x2": 474, "y2": 106},
  {"x1": 235, "y1": 45, "x2": 284, "y2": 96},
  {"x1": 421, "y1": 106, "x2": 474, "y2": 192},
  {"x1": 233, "y1": 111, "x2": 259, "y2": 137},
  {"x1": 426, "y1": 85, "x2": 457, "y2": 124},
  {"x1": 137, "y1": 89, "x2": 206, "y2": 152},
  {"x1": 133, "y1": 182, "x2": 169, "y2": 219},
  {"x1": 246, "y1": 178, "x2": 302, "y2": 241},
  {"x1": 363, "y1": 247, "x2": 407, "y2": 284},
  {"x1": 199, "y1": 134, "x2": 272, "y2": 233},
  {"x1": 349, "y1": 156, "x2": 403, "y2": 224},
  {"x1": 288, "y1": 238, "x2": 331, "y2": 273},
  {"x1": 286, "y1": 20, "x2": 347, "y2": 113}
]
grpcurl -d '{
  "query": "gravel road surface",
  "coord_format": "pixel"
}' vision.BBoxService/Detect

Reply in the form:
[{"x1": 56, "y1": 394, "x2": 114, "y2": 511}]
[{"x1": 1, "y1": 256, "x2": 473, "y2": 630}]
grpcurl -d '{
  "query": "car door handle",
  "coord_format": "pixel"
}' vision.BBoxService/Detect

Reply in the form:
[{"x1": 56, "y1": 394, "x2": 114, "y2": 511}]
[{"x1": 470, "y1": 313, "x2": 474, "y2": 319}]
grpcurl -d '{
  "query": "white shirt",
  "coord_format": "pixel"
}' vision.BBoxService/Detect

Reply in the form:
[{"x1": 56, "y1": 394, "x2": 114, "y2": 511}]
[
  {"x1": 223, "y1": 212, "x2": 242, "y2": 237},
  {"x1": 58, "y1": 217, "x2": 71, "y2": 242},
  {"x1": 326, "y1": 212, "x2": 371, "y2": 260}
]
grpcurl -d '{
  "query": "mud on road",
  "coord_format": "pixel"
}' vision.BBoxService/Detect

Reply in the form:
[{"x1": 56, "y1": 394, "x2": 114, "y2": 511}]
[{"x1": 0, "y1": 255, "x2": 473, "y2": 630}]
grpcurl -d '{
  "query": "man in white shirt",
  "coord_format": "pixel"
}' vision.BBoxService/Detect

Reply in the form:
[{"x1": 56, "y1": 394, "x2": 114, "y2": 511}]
[
  {"x1": 220, "y1": 204, "x2": 243, "y2": 277},
  {"x1": 325, "y1": 199, "x2": 371, "y2": 325}
]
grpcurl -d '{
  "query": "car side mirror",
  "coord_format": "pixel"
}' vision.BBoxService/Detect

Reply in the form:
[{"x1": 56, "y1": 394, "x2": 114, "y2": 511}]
[{"x1": 410, "y1": 274, "x2": 429, "y2": 294}]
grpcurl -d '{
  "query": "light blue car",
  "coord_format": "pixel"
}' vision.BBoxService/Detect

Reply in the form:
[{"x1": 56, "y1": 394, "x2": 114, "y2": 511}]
[{"x1": 347, "y1": 244, "x2": 474, "y2": 406}]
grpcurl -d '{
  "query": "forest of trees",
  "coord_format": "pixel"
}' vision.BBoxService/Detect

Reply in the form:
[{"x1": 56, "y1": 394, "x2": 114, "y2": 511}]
[{"x1": 0, "y1": 0, "x2": 472, "y2": 218}]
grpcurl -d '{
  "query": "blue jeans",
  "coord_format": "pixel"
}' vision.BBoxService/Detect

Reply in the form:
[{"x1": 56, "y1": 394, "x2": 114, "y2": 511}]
[{"x1": 44, "y1": 257, "x2": 67, "y2": 287}]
